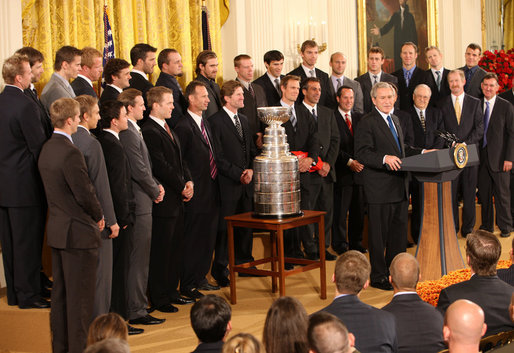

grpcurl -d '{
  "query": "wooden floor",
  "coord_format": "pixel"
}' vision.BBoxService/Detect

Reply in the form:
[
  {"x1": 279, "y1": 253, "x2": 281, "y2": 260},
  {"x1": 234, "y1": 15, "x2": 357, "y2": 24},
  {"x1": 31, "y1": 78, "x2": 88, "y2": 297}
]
[{"x1": 0, "y1": 228, "x2": 512, "y2": 353}]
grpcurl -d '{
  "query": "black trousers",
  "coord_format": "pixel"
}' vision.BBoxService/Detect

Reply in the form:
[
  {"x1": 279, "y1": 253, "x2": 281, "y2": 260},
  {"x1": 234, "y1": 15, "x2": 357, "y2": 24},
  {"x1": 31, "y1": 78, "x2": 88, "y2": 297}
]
[
  {"x1": 451, "y1": 165, "x2": 478, "y2": 235},
  {"x1": 332, "y1": 183, "x2": 365, "y2": 250},
  {"x1": 148, "y1": 213, "x2": 184, "y2": 307},
  {"x1": 51, "y1": 247, "x2": 97, "y2": 353},
  {"x1": 478, "y1": 147, "x2": 513, "y2": 233},
  {"x1": 110, "y1": 224, "x2": 131, "y2": 319},
  {"x1": 0, "y1": 205, "x2": 45, "y2": 306},
  {"x1": 367, "y1": 201, "x2": 408, "y2": 282}
]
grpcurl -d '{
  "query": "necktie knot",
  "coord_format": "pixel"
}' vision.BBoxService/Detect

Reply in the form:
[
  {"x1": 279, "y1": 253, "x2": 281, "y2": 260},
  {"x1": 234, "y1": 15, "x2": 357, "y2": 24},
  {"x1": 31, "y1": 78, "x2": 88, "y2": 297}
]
[
  {"x1": 309, "y1": 70, "x2": 315, "y2": 78},
  {"x1": 373, "y1": 75, "x2": 378, "y2": 85}
]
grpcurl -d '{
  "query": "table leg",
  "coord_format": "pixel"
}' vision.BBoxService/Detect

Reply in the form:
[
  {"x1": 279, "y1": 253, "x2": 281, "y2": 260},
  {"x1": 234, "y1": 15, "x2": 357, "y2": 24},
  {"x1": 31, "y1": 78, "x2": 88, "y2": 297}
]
[
  {"x1": 277, "y1": 228, "x2": 286, "y2": 297},
  {"x1": 227, "y1": 221, "x2": 237, "y2": 304},
  {"x1": 270, "y1": 231, "x2": 277, "y2": 293},
  {"x1": 318, "y1": 216, "x2": 327, "y2": 300}
]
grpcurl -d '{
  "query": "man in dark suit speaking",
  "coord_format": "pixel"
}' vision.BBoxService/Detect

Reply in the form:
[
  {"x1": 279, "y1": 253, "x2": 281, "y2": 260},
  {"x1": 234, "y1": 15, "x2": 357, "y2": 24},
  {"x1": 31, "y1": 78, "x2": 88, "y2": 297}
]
[
  {"x1": 355, "y1": 82, "x2": 422, "y2": 290},
  {"x1": 38, "y1": 98, "x2": 104, "y2": 353}
]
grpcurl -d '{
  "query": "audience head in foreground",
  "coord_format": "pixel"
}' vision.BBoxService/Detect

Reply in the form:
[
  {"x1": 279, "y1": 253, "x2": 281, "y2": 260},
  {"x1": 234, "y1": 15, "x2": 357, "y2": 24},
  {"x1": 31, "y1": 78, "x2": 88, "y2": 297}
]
[
  {"x1": 87, "y1": 312, "x2": 128, "y2": 346},
  {"x1": 466, "y1": 229, "x2": 501, "y2": 276},
  {"x1": 334, "y1": 250, "x2": 370, "y2": 295},
  {"x1": 308, "y1": 311, "x2": 354, "y2": 353},
  {"x1": 443, "y1": 299, "x2": 486, "y2": 353},
  {"x1": 190, "y1": 294, "x2": 232, "y2": 351},
  {"x1": 84, "y1": 338, "x2": 130, "y2": 353},
  {"x1": 263, "y1": 296, "x2": 309, "y2": 353},
  {"x1": 222, "y1": 333, "x2": 263, "y2": 353},
  {"x1": 389, "y1": 252, "x2": 420, "y2": 292}
]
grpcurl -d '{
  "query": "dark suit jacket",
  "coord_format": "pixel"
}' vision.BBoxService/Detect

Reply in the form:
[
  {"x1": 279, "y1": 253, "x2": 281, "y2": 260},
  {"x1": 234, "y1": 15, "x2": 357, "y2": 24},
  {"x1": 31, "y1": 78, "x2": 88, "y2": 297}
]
[
  {"x1": 191, "y1": 341, "x2": 224, "y2": 353},
  {"x1": 196, "y1": 74, "x2": 222, "y2": 119},
  {"x1": 155, "y1": 72, "x2": 188, "y2": 127},
  {"x1": 355, "y1": 108, "x2": 421, "y2": 204},
  {"x1": 71, "y1": 76, "x2": 97, "y2": 97},
  {"x1": 325, "y1": 76, "x2": 364, "y2": 113},
  {"x1": 282, "y1": 103, "x2": 320, "y2": 161},
  {"x1": 141, "y1": 118, "x2": 191, "y2": 218},
  {"x1": 97, "y1": 131, "x2": 135, "y2": 227},
  {"x1": 499, "y1": 89, "x2": 514, "y2": 106},
  {"x1": 439, "y1": 94, "x2": 483, "y2": 146},
  {"x1": 382, "y1": 293, "x2": 445, "y2": 353},
  {"x1": 0, "y1": 85, "x2": 47, "y2": 207},
  {"x1": 24, "y1": 87, "x2": 53, "y2": 139},
  {"x1": 334, "y1": 110, "x2": 362, "y2": 186},
  {"x1": 393, "y1": 67, "x2": 427, "y2": 111},
  {"x1": 173, "y1": 112, "x2": 219, "y2": 213},
  {"x1": 498, "y1": 265, "x2": 514, "y2": 286},
  {"x1": 480, "y1": 96, "x2": 514, "y2": 171},
  {"x1": 288, "y1": 65, "x2": 331, "y2": 107},
  {"x1": 38, "y1": 133, "x2": 102, "y2": 249},
  {"x1": 394, "y1": 109, "x2": 415, "y2": 147},
  {"x1": 407, "y1": 106, "x2": 445, "y2": 149},
  {"x1": 253, "y1": 73, "x2": 283, "y2": 107},
  {"x1": 460, "y1": 66, "x2": 487, "y2": 99},
  {"x1": 236, "y1": 78, "x2": 267, "y2": 142},
  {"x1": 208, "y1": 109, "x2": 256, "y2": 201},
  {"x1": 437, "y1": 275, "x2": 514, "y2": 336},
  {"x1": 99, "y1": 85, "x2": 121, "y2": 106},
  {"x1": 425, "y1": 68, "x2": 451, "y2": 107},
  {"x1": 356, "y1": 72, "x2": 398, "y2": 114},
  {"x1": 128, "y1": 71, "x2": 153, "y2": 107},
  {"x1": 319, "y1": 295, "x2": 397, "y2": 353}
]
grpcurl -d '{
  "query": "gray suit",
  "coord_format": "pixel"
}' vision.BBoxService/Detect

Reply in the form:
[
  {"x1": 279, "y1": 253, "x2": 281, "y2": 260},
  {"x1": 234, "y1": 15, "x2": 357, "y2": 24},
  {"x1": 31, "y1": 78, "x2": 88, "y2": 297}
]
[
  {"x1": 326, "y1": 75, "x2": 364, "y2": 114},
  {"x1": 72, "y1": 126, "x2": 117, "y2": 317},
  {"x1": 119, "y1": 120, "x2": 160, "y2": 319},
  {"x1": 40, "y1": 73, "x2": 76, "y2": 111}
]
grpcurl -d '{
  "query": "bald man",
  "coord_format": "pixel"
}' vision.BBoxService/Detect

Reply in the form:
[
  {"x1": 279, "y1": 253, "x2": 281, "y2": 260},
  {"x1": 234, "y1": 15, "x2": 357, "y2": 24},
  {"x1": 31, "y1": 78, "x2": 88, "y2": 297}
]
[
  {"x1": 382, "y1": 253, "x2": 445, "y2": 353},
  {"x1": 308, "y1": 311, "x2": 355, "y2": 353},
  {"x1": 443, "y1": 300, "x2": 486, "y2": 353}
]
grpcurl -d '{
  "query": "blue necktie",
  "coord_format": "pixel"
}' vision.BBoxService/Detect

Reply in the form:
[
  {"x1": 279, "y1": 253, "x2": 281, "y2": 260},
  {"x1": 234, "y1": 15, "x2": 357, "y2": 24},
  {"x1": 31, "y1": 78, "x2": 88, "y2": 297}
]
[
  {"x1": 387, "y1": 115, "x2": 401, "y2": 152},
  {"x1": 483, "y1": 101, "x2": 490, "y2": 147},
  {"x1": 405, "y1": 71, "x2": 412, "y2": 87}
]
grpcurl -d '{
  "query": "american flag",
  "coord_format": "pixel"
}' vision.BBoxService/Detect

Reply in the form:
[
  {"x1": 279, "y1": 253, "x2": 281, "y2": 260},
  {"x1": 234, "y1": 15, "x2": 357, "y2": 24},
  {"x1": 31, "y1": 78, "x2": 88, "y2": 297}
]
[{"x1": 103, "y1": 5, "x2": 115, "y2": 66}]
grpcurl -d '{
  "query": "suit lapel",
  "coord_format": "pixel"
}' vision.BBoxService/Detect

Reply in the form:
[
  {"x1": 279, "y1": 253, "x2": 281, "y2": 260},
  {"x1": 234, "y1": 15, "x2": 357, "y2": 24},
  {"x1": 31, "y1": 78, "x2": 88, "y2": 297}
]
[
  {"x1": 221, "y1": 110, "x2": 243, "y2": 142},
  {"x1": 375, "y1": 110, "x2": 401, "y2": 155}
]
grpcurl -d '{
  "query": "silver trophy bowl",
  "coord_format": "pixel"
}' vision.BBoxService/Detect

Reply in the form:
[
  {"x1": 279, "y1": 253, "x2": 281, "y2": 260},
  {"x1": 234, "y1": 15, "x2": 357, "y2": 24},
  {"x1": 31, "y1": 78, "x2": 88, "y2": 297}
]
[{"x1": 253, "y1": 106, "x2": 301, "y2": 218}]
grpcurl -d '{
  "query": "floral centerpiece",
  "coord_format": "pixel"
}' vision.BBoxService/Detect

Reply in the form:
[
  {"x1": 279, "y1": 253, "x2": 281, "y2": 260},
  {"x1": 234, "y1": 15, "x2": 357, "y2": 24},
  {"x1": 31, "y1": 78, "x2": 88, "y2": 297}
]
[
  {"x1": 478, "y1": 48, "x2": 514, "y2": 93},
  {"x1": 417, "y1": 260, "x2": 512, "y2": 306}
]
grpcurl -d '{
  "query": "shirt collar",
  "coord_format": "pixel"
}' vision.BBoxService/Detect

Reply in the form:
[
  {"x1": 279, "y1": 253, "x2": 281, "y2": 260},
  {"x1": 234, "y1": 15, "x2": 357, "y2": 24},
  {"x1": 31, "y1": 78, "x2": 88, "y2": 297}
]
[
  {"x1": 77, "y1": 74, "x2": 93, "y2": 87},
  {"x1": 302, "y1": 64, "x2": 316, "y2": 77},
  {"x1": 393, "y1": 291, "x2": 417, "y2": 297},
  {"x1": 107, "y1": 84, "x2": 123, "y2": 93},
  {"x1": 77, "y1": 125, "x2": 90, "y2": 135},
  {"x1": 402, "y1": 65, "x2": 416, "y2": 76},
  {"x1": 237, "y1": 77, "x2": 250, "y2": 90},
  {"x1": 303, "y1": 101, "x2": 317, "y2": 114},
  {"x1": 338, "y1": 107, "x2": 351, "y2": 118},
  {"x1": 149, "y1": 115, "x2": 166, "y2": 130},
  {"x1": 267, "y1": 71, "x2": 280, "y2": 82},
  {"x1": 53, "y1": 72, "x2": 72, "y2": 88},
  {"x1": 414, "y1": 105, "x2": 425, "y2": 116},
  {"x1": 128, "y1": 118, "x2": 141, "y2": 131},
  {"x1": 54, "y1": 130, "x2": 73, "y2": 143},
  {"x1": 103, "y1": 128, "x2": 119, "y2": 140},
  {"x1": 5, "y1": 84, "x2": 23, "y2": 92},
  {"x1": 223, "y1": 106, "x2": 238, "y2": 118},
  {"x1": 187, "y1": 109, "x2": 203, "y2": 130},
  {"x1": 131, "y1": 69, "x2": 148, "y2": 81}
]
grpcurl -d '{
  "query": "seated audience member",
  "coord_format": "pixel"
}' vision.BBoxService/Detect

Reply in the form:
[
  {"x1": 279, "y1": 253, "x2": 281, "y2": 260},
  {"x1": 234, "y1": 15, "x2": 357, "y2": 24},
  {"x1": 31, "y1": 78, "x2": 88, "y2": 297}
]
[
  {"x1": 498, "y1": 238, "x2": 514, "y2": 286},
  {"x1": 382, "y1": 253, "x2": 445, "y2": 353},
  {"x1": 222, "y1": 333, "x2": 263, "y2": 353},
  {"x1": 437, "y1": 230, "x2": 514, "y2": 336},
  {"x1": 84, "y1": 338, "x2": 130, "y2": 353},
  {"x1": 87, "y1": 313, "x2": 128, "y2": 346},
  {"x1": 443, "y1": 300, "x2": 486, "y2": 353},
  {"x1": 190, "y1": 295, "x2": 232, "y2": 353},
  {"x1": 263, "y1": 296, "x2": 309, "y2": 353},
  {"x1": 318, "y1": 251, "x2": 397, "y2": 353},
  {"x1": 308, "y1": 312, "x2": 355, "y2": 353}
]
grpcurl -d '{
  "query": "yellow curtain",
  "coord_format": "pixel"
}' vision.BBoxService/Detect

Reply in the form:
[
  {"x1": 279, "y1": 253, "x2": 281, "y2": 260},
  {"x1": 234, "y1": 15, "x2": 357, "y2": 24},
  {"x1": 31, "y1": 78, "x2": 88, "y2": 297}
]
[
  {"x1": 505, "y1": 0, "x2": 513, "y2": 49},
  {"x1": 21, "y1": 0, "x2": 227, "y2": 90}
]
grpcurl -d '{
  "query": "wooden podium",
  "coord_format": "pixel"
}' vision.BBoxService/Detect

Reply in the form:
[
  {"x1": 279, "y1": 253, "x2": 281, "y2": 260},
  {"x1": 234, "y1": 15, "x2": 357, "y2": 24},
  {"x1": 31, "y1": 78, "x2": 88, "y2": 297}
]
[{"x1": 401, "y1": 145, "x2": 479, "y2": 280}]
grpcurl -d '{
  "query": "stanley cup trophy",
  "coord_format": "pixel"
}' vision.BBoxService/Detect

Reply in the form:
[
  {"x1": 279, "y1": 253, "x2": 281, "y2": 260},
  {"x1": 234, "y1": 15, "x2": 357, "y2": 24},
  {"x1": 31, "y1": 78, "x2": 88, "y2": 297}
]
[{"x1": 253, "y1": 107, "x2": 302, "y2": 218}]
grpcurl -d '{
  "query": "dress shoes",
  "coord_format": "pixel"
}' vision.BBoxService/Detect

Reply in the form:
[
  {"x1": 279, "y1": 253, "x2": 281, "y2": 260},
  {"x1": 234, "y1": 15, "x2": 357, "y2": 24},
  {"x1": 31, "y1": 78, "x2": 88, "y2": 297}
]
[
  {"x1": 129, "y1": 314, "x2": 166, "y2": 325},
  {"x1": 41, "y1": 272, "x2": 53, "y2": 288},
  {"x1": 19, "y1": 298, "x2": 50, "y2": 309},
  {"x1": 214, "y1": 275, "x2": 230, "y2": 287},
  {"x1": 155, "y1": 304, "x2": 178, "y2": 313},
  {"x1": 197, "y1": 283, "x2": 220, "y2": 291},
  {"x1": 238, "y1": 267, "x2": 265, "y2": 277},
  {"x1": 41, "y1": 287, "x2": 51, "y2": 298},
  {"x1": 127, "y1": 324, "x2": 144, "y2": 335},
  {"x1": 370, "y1": 279, "x2": 393, "y2": 291},
  {"x1": 305, "y1": 252, "x2": 320, "y2": 261},
  {"x1": 501, "y1": 231, "x2": 511, "y2": 238},
  {"x1": 332, "y1": 243, "x2": 349, "y2": 255},
  {"x1": 284, "y1": 263, "x2": 294, "y2": 270},
  {"x1": 324, "y1": 251, "x2": 337, "y2": 261},
  {"x1": 349, "y1": 243, "x2": 368, "y2": 253},
  {"x1": 182, "y1": 288, "x2": 204, "y2": 300},
  {"x1": 170, "y1": 296, "x2": 195, "y2": 305}
]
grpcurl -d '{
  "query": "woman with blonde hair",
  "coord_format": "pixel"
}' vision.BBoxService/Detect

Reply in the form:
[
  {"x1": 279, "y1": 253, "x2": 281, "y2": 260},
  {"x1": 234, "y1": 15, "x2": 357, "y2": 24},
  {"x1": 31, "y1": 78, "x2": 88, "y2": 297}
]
[
  {"x1": 222, "y1": 333, "x2": 263, "y2": 353},
  {"x1": 87, "y1": 312, "x2": 128, "y2": 346}
]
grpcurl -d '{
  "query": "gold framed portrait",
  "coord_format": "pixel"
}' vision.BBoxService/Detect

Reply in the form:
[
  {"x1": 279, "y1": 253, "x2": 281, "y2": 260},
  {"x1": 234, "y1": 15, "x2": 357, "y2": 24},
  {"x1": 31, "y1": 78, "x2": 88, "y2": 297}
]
[{"x1": 357, "y1": 0, "x2": 439, "y2": 75}]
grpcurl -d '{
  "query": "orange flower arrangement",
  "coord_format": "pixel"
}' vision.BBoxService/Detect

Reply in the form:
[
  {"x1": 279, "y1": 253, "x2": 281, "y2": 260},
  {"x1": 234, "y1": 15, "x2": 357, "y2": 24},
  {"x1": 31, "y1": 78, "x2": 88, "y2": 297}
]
[{"x1": 417, "y1": 260, "x2": 512, "y2": 306}]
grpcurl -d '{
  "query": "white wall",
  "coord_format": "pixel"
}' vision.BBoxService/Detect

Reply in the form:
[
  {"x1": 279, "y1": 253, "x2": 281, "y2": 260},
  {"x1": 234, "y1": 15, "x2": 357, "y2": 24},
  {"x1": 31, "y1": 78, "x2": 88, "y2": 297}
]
[
  {"x1": 0, "y1": 0, "x2": 23, "y2": 90},
  {"x1": 221, "y1": 0, "x2": 484, "y2": 80}
]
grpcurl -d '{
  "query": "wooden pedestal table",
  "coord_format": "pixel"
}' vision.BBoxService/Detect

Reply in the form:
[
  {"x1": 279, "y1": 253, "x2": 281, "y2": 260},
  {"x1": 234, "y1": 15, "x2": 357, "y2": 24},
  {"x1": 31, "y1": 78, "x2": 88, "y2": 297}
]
[{"x1": 225, "y1": 210, "x2": 327, "y2": 304}]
